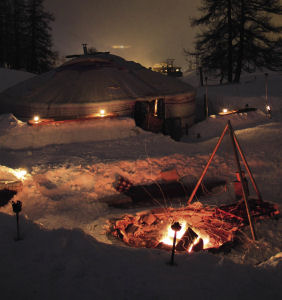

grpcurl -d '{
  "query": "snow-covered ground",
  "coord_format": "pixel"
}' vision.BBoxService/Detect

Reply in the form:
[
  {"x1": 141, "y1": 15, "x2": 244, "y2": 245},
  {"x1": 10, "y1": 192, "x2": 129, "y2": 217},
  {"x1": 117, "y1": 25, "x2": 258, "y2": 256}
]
[
  {"x1": 0, "y1": 68, "x2": 35, "y2": 92},
  {"x1": 0, "y1": 69, "x2": 281, "y2": 299}
]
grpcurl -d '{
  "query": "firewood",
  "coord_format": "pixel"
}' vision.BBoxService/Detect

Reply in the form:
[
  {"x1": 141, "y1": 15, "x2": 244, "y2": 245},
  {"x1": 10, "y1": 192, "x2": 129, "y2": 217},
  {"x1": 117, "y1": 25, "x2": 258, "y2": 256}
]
[
  {"x1": 191, "y1": 238, "x2": 204, "y2": 252},
  {"x1": 176, "y1": 227, "x2": 198, "y2": 251}
]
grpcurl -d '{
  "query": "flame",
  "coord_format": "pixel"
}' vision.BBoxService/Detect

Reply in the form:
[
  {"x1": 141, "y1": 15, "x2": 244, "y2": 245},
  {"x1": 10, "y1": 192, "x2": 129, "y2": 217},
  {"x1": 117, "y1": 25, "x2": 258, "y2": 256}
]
[
  {"x1": 11, "y1": 168, "x2": 28, "y2": 181},
  {"x1": 160, "y1": 221, "x2": 187, "y2": 245},
  {"x1": 99, "y1": 109, "x2": 106, "y2": 117},
  {"x1": 33, "y1": 115, "x2": 40, "y2": 123},
  {"x1": 188, "y1": 237, "x2": 201, "y2": 253},
  {"x1": 160, "y1": 221, "x2": 211, "y2": 251},
  {"x1": 192, "y1": 228, "x2": 210, "y2": 249}
]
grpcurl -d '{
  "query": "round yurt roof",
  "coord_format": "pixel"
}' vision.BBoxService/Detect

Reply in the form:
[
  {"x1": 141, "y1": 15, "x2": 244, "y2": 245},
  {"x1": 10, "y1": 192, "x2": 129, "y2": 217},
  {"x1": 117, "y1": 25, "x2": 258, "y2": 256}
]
[{"x1": 0, "y1": 52, "x2": 195, "y2": 118}]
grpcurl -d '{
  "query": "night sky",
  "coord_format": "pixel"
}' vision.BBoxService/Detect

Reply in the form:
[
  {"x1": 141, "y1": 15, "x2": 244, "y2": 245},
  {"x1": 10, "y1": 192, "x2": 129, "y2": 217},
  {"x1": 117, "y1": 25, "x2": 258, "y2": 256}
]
[{"x1": 45, "y1": 0, "x2": 199, "y2": 68}]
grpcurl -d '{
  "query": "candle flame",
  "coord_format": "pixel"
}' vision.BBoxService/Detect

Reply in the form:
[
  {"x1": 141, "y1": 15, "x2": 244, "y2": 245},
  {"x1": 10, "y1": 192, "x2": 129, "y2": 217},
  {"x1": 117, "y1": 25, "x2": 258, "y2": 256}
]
[
  {"x1": 99, "y1": 109, "x2": 106, "y2": 117},
  {"x1": 33, "y1": 115, "x2": 40, "y2": 123}
]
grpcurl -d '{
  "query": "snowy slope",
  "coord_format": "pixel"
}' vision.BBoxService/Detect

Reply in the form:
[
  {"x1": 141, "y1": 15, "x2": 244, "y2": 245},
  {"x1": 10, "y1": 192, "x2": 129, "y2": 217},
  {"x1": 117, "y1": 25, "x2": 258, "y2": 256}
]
[
  {"x1": 0, "y1": 68, "x2": 281, "y2": 299},
  {"x1": 0, "y1": 68, "x2": 34, "y2": 92}
]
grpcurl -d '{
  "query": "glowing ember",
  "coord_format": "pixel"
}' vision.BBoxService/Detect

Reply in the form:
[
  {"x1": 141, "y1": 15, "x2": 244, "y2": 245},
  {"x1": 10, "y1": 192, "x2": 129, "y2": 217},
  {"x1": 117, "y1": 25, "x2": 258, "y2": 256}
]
[{"x1": 11, "y1": 169, "x2": 28, "y2": 181}]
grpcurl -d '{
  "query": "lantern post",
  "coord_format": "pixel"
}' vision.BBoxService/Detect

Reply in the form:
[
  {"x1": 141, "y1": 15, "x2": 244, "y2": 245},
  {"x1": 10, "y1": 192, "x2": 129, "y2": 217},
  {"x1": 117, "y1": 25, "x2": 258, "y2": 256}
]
[
  {"x1": 264, "y1": 73, "x2": 271, "y2": 118},
  {"x1": 12, "y1": 201, "x2": 22, "y2": 241},
  {"x1": 169, "y1": 222, "x2": 182, "y2": 265},
  {"x1": 205, "y1": 76, "x2": 208, "y2": 118}
]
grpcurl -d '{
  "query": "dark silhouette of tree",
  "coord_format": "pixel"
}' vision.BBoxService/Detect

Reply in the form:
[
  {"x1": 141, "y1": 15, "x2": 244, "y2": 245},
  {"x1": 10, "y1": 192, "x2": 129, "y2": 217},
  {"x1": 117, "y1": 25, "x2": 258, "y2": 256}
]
[
  {"x1": 0, "y1": 0, "x2": 12, "y2": 67},
  {"x1": 187, "y1": 0, "x2": 234, "y2": 83},
  {"x1": 188, "y1": 0, "x2": 282, "y2": 83},
  {"x1": 25, "y1": 0, "x2": 57, "y2": 73},
  {"x1": 233, "y1": 0, "x2": 282, "y2": 82},
  {"x1": 87, "y1": 47, "x2": 98, "y2": 54},
  {"x1": 0, "y1": 0, "x2": 56, "y2": 73},
  {"x1": 10, "y1": 0, "x2": 27, "y2": 69}
]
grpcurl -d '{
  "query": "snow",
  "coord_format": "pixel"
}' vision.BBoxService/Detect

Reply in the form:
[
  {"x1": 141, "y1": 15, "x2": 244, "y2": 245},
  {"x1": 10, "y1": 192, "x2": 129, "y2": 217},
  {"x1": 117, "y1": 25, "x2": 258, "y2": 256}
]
[
  {"x1": 0, "y1": 68, "x2": 35, "y2": 93},
  {"x1": 0, "y1": 117, "x2": 140, "y2": 149},
  {"x1": 0, "y1": 68, "x2": 281, "y2": 299}
]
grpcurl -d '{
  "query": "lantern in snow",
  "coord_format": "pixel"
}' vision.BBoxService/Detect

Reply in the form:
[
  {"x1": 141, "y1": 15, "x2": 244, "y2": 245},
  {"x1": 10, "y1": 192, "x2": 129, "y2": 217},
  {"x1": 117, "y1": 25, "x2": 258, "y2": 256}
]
[
  {"x1": 169, "y1": 222, "x2": 182, "y2": 265},
  {"x1": 12, "y1": 200, "x2": 22, "y2": 241},
  {"x1": 99, "y1": 109, "x2": 106, "y2": 117},
  {"x1": 33, "y1": 115, "x2": 40, "y2": 123}
]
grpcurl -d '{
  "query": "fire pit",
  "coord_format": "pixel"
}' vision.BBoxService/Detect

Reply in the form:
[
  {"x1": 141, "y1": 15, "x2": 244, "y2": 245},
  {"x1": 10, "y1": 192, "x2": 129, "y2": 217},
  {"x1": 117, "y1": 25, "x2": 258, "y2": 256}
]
[
  {"x1": 107, "y1": 200, "x2": 279, "y2": 253},
  {"x1": 108, "y1": 202, "x2": 240, "y2": 253}
]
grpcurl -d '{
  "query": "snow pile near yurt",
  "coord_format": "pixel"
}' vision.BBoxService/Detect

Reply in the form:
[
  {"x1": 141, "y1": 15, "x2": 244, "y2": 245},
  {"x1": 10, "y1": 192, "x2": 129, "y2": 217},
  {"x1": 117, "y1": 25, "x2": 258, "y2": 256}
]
[
  {"x1": 183, "y1": 109, "x2": 269, "y2": 141},
  {"x1": 0, "y1": 68, "x2": 34, "y2": 92},
  {"x1": 0, "y1": 116, "x2": 141, "y2": 149},
  {"x1": 182, "y1": 70, "x2": 282, "y2": 115}
]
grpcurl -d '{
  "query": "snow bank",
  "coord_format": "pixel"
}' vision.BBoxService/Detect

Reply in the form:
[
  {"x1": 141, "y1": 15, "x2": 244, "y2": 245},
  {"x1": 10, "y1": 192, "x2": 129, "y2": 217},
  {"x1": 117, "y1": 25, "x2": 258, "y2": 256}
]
[
  {"x1": 183, "y1": 110, "x2": 268, "y2": 142},
  {"x1": 0, "y1": 116, "x2": 141, "y2": 149},
  {"x1": 0, "y1": 67, "x2": 34, "y2": 92},
  {"x1": 0, "y1": 212, "x2": 281, "y2": 300}
]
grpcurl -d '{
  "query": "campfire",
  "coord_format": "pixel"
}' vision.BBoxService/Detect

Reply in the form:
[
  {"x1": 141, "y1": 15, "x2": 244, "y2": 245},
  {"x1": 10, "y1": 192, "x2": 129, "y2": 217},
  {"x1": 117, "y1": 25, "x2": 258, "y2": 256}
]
[
  {"x1": 108, "y1": 203, "x2": 240, "y2": 253},
  {"x1": 108, "y1": 199, "x2": 279, "y2": 253}
]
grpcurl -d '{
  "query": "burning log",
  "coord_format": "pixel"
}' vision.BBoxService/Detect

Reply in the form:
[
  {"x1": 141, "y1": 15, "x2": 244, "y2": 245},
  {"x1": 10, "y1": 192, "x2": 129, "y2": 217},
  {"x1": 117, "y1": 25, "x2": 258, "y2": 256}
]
[
  {"x1": 176, "y1": 227, "x2": 198, "y2": 251},
  {"x1": 191, "y1": 238, "x2": 204, "y2": 252}
]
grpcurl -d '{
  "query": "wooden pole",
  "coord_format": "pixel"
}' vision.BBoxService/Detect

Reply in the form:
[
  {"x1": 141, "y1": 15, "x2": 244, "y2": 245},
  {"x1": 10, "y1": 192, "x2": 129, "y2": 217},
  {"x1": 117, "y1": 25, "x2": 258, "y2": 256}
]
[
  {"x1": 205, "y1": 77, "x2": 208, "y2": 118},
  {"x1": 233, "y1": 133, "x2": 263, "y2": 201},
  {"x1": 228, "y1": 121, "x2": 257, "y2": 241},
  {"x1": 16, "y1": 212, "x2": 20, "y2": 241},
  {"x1": 170, "y1": 231, "x2": 177, "y2": 265},
  {"x1": 187, "y1": 123, "x2": 229, "y2": 204}
]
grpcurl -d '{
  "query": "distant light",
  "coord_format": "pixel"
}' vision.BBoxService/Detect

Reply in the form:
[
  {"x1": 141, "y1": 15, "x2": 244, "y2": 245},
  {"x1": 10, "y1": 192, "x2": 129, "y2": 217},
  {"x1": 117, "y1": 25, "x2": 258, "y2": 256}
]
[
  {"x1": 112, "y1": 45, "x2": 131, "y2": 49},
  {"x1": 266, "y1": 105, "x2": 271, "y2": 111},
  {"x1": 222, "y1": 108, "x2": 228, "y2": 113},
  {"x1": 33, "y1": 115, "x2": 40, "y2": 123}
]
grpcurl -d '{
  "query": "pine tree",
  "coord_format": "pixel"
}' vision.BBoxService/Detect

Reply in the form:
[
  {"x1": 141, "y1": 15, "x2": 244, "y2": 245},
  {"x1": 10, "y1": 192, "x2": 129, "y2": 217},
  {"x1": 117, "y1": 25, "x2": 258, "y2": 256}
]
[
  {"x1": 0, "y1": 0, "x2": 12, "y2": 67},
  {"x1": 233, "y1": 0, "x2": 282, "y2": 82},
  {"x1": 188, "y1": 0, "x2": 234, "y2": 83},
  {"x1": 189, "y1": 0, "x2": 282, "y2": 83},
  {"x1": 10, "y1": 0, "x2": 27, "y2": 69},
  {"x1": 24, "y1": 0, "x2": 57, "y2": 73}
]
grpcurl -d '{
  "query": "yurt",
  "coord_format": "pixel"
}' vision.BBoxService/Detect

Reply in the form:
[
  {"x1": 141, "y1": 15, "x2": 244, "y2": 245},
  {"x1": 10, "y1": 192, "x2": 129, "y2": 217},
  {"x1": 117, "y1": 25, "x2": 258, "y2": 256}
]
[{"x1": 0, "y1": 52, "x2": 196, "y2": 137}]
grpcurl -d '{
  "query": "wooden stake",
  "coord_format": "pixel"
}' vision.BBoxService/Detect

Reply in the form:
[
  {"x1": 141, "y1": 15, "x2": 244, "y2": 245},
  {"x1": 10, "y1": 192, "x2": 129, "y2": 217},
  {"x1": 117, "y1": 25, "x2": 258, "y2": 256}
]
[
  {"x1": 187, "y1": 123, "x2": 229, "y2": 204},
  {"x1": 228, "y1": 121, "x2": 257, "y2": 241},
  {"x1": 233, "y1": 133, "x2": 262, "y2": 201}
]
